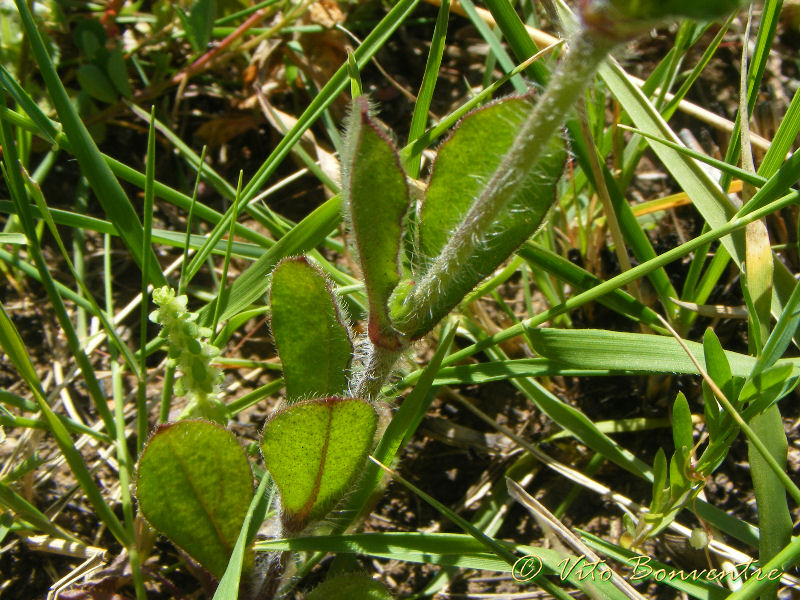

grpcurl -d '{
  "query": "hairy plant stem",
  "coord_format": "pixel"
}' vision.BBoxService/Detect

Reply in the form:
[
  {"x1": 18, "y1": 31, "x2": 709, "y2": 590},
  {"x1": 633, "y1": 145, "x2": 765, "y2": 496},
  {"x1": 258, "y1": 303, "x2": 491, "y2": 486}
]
[
  {"x1": 355, "y1": 344, "x2": 404, "y2": 401},
  {"x1": 394, "y1": 29, "x2": 616, "y2": 339}
]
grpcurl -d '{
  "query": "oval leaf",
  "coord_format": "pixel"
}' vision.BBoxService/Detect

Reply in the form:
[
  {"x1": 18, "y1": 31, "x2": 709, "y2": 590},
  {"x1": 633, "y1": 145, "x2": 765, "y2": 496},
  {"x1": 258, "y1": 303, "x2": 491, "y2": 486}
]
[
  {"x1": 342, "y1": 98, "x2": 410, "y2": 348},
  {"x1": 76, "y1": 63, "x2": 118, "y2": 104},
  {"x1": 106, "y1": 47, "x2": 132, "y2": 99},
  {"x1": 411, "y1": 94, "x2": 565, "y2": 338},
  {"x1": 136, "y1": 420, "x2": 253, "y2": 578},
  {"x1": 270, "y1": 257, "x2": 353, "y2": 401},
  {"x1": 307, "y1": 573, "x2": 393, "y2": 600},
  {"x1": 702, "y1": 327, "x2": 733, "y2": 397},
  {"x1": 740, "y1": 363, "x2": 800, "y2": 419},
  {"x1": 261, "y1": 397, "x2": 377, "y2": 533},
  {"x1": 671, "y1": 392, "x2": 693, "y2": 456},
  {"x1": 650, "y1": 447, "x2": 668, "y2": 513}
]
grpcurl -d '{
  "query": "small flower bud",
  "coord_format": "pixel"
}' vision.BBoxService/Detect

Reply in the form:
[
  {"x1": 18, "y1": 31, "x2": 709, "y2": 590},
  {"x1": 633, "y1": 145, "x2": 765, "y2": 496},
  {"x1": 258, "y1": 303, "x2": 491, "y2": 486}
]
[{"x1": 689, "y1": 527, "x2": 710, "y2": 549}]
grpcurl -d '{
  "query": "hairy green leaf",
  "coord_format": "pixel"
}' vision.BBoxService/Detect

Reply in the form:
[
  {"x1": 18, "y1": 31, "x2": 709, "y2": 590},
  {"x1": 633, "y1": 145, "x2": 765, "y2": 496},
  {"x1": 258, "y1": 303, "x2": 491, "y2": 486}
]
[
  {"x1": 342, "y1": 98, "x2": 410, "y2": 348},
  {"x1": 136, "y1": 420, "x2": 253, "y2": 578},
  {"x1": 261, "y1": 397, "x2": 377, "y2": 533},
  {"x1": 306, "y1": 573, "x2": 393, "y2": 600},
  {"x1": 410, "y1": 94, "x2": 565, "y2": 338},
  {"x1": 270, "y1": 257, "x2": 353, "y2": 401}
]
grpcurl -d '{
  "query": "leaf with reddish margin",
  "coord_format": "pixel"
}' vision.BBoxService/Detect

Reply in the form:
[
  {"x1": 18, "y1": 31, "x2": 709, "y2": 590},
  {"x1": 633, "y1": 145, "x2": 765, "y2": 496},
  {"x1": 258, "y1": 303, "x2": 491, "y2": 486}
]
[
  {"x1": 136, "y1": 420, "x2": 253, "y2": 579},
  {"x1": 306, "y1": 572, "x2": 393, "y2": 600},
  {"x1": 341, "y1": 98, "x2": 410, "y2": 349},
  {"x1": 409, "y1": 94, "x2": 565, "y2": 339},
  {"x1": 270, "y1": 257, "x2": 353, "y2": 401},
  {"x1": 261, "y1": 397, "x2": 377, "y2": 533}
]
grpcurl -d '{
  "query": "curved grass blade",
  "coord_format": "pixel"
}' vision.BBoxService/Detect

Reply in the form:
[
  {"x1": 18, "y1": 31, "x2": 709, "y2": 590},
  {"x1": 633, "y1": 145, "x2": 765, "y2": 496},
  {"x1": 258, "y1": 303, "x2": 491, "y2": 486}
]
[
  {"x1": 212, "y1": 472, "x2": 274, "y2": 600},
  {"x1": 405, "y1": 0, "x2": 450, "y2": 177},
  {"x1": 518, "y1": 243, "x2": 665, "y2": 330},
  {"x1": 240, "y1": 0, "x2": 421, "y2": 204},
  {"x1": 0, "y1": 302, "x2": 129, "y2": 545},
  {"x1": 199, "y1": 194, "x2": 342, "y2": 325},
  {"x1": 11, "y1": 0, "x2": 167, "y2": 287},
  {"x1": 0, "y1": 115, "x2": 117, "y2": 436}
]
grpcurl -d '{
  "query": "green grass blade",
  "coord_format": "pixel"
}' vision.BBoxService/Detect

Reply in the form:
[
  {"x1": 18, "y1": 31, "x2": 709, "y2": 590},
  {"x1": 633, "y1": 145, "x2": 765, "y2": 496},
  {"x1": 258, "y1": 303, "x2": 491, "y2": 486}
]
[
  {"x1": 727, "y1": 536, "x2": 800, "y2": 600},
  {"x1": 138, "y1": 107, "x2": 157, "y2": 455},
  {"x1": 258, "y1": 531, "x2": 628, "y2": 599},
  {"x1": 483, "y1": 343, "x2": 653, "y2": 480},
  {"x1": 0, "y1": 301, "x2": 130, "y2": 545},
  {"x1": 737, "y1": 16, "x2": 792, "y2": 595},
  {"x1": 199, "y1": 194, "x2": 342, "y2": 325},
  {"x1": 211, "y1": 173, "x2": 243, "y2": 335},
  {"x1": 0, "y1": 390, "x2": 112, "y2": 442},
  {"x1": 434, "y1": 189, "x2": 800, "y2": 372},
  {"x1": 0, "y1": 247, "x2": 93, "y2": 312},
  {"x1": 0, "y1": 201, "x2": 264, "y2": 259},
  {"x1": 598, "y1": 57, "x2": 798, "y2": 324},
  {"x1": 518, "y1": 243, "x2": 666, "y2": 330},
  {"x1": 213, "y1": 473, "x2": 274, "y2": 600},
  {"x1": 755, "y1": 282, "x2": 800, "y2": 376},
  {"x1": 368, "y1": 458, "x2": 570, "y2": 598},
  {"x1": 482, "y1": 0, "x2": 549, "y2": 83},
  {"x1": 457, "y1": 0, "x2": 526, "y2": 93},
  {"x1": 11, "y1": 0, "x2": 167, "y2": 287},
  {"x1": 0, "y1": 63, "x2": 60, "y2": 144},
  {"x1": 0, "y1": 114, "x2": 117, "y2": 436},
  {"x1": 257, "y1": 532, "x2": 518, "y2": 571},
  {"x1": 0, "y1": 104, "x2": 274, "y2": 249},
  {"x1": 719, "y1": 0, "x2": 783, "y2": 190},
  {"x1": 758, "y1": 86, "x2": 800, "y2": 178},
  {"x1": 748, "y1": 406, "x2": 792, "y2": 600},
  {"x1": 104, "y1": 236, "x2": 146, "y2": 600},
  {"x1": 528, "y1": 328, "x2": 768, "y2": 378},
  {"x1": 21, "y1": 173, "x2": 140, "y2": 375},
  {"x1": 578, "y1": 531, "x2": 729, "y2": 600},
  {"x1": 405, "y1": 0, "x2": 450, "y2": 177},
  {"x1": 240, "y1": 0, "x2": 420, "y2": 204},
  {"x1": 0, "y1": 481, "x2": 81, "y2": 543},
  {"x1": 618, "y1": 125, "x2": 765, "y2": 187}
]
